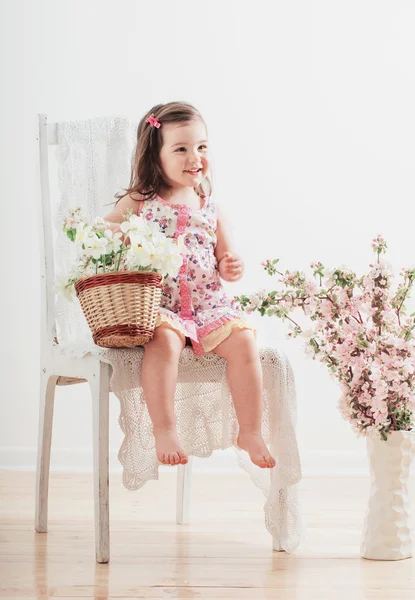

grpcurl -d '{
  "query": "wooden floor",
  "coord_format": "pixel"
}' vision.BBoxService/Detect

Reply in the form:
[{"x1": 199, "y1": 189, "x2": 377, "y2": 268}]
[{"x1": 0, "y1": 471, "x2": 414, "y2": 599}]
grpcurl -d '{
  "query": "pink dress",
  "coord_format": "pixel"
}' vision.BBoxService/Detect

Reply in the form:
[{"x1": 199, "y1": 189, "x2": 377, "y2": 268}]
[{"x1": 138, "y1": 193, "x2": 255, "y2": 356}]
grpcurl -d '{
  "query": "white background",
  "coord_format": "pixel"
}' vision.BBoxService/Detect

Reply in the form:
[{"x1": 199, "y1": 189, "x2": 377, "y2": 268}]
[{"x1": 1, "y1": 0, "x2": 414, "y2": 475}]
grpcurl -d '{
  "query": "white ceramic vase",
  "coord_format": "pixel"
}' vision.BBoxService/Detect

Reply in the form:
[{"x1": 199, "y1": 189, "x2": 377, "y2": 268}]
[{"x1": 361, "y1": 429, "x2": 415, "y2": 560}]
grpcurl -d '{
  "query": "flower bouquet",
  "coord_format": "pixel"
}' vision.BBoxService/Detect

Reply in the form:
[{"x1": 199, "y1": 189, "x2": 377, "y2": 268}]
[
  {"x1": 57, "y1": 207, "x2": 184, "y2": 348},
  {"x1": 236, "y1": 235, "x2": 415, "y2": 441},
  {"x1": 236, "y1": 235, "x2": 415, "y2": 560}
]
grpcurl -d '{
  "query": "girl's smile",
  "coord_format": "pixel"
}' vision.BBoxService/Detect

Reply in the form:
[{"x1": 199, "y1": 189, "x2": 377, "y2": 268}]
[{"x1": 184, "y1": 168, "x2": 203, "y2": 177}]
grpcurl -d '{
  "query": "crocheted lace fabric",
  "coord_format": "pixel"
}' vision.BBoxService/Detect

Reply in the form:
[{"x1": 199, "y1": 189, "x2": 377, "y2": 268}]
[{"x1": 53, "y1": 116, "x2": 305, "y2": 552}]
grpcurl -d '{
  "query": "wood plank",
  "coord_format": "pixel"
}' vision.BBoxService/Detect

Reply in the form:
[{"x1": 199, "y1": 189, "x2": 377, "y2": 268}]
[{"x1": 0, "y1": 471, "x2": 414, "y2": 599}]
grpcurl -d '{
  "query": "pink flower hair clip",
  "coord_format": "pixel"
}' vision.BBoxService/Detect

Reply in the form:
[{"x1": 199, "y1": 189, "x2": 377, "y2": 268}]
[{"x1": 145, "y1": 113, "x2": 161, "y2": 129}]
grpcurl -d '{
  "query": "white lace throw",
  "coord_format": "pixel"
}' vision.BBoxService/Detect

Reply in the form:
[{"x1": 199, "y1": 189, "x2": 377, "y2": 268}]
[{"x1": 53, "y1": 116, "x2": 305, "y2": 552}]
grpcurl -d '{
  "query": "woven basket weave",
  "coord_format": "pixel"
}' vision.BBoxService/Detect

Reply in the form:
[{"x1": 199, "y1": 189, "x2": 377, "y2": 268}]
[{"x1": 74, "y1": 271, "x2": 163, "y2": 348}]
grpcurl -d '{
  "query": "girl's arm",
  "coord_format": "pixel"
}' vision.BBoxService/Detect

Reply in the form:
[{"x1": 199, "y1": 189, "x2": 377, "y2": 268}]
[
  {"x1": 103, "y1": 194, "x2": 141, "y2": 236},
  {"x1": 215, "y1": 204, "x2": 244, "y2": 282}
]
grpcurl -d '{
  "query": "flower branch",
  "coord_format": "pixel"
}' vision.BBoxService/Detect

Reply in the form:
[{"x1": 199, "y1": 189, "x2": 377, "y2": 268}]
[{"x1": 235, "y1": 235, "x2": 415, "y2": 441}]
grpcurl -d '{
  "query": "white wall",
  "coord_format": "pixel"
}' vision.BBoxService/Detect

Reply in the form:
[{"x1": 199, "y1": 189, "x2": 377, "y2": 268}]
[{"x1": 1, "y1": 0, "x2": 414, "y2": 475}]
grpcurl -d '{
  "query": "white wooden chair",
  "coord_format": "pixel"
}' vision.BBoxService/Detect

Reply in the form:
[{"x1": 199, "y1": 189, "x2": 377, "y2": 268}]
[
  {"x1": 34, "y1": 114, "x2": 192, "y2": 563},
  {"x1": 34, "y1": 113, "x2": 303, "y2": 564}
]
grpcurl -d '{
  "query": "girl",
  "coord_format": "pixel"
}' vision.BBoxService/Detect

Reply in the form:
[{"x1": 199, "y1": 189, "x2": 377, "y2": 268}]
[{"x1": 104, "y1": 102, "x2": 276, "y2": 470}]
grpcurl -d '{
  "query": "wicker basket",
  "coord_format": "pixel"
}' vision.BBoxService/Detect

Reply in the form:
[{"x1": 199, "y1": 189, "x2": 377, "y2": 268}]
[{"x1": 74, "y1": 271, "x2": 163, "y2": 348}]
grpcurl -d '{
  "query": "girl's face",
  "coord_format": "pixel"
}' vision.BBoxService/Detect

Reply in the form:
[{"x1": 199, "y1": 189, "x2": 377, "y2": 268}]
[{"x1": 159, "y1": 119, "x2": 210, "y2": 191}]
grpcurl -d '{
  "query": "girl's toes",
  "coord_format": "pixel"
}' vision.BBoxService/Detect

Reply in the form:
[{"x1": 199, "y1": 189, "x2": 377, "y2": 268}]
[
  {"x1": 173, "y1": 454, "x2": 180, "y2": 465},
  {"x1": 178, "y1": 452, "x2": 188, "y2": 465}
]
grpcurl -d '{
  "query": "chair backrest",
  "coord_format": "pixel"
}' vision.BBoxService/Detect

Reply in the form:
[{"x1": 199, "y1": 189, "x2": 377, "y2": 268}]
[{"x1": 37, "y1": 113, "x2": 138, "y2": 351}]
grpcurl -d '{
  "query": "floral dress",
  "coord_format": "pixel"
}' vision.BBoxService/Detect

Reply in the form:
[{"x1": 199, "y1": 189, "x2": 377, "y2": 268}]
[{"x1": 137, "y1": 193, "x2": 255, "y2": 356}]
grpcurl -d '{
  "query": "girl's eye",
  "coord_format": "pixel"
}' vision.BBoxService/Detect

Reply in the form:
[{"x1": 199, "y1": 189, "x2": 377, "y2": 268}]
[{"x1": 175, "y1": 145, "x2": 208, "y2": 152}]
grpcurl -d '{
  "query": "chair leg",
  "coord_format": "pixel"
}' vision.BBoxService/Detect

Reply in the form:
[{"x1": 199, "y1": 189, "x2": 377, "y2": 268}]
[
  {"x1": 35, "y1": 373, "x2": 58, "y2": 533},
  {"x1": 176, "y1": 457, "x2": 193, "y2": 525},
  {"x1": 89, "y1": 361, "x2": 111, "y2": 564}
]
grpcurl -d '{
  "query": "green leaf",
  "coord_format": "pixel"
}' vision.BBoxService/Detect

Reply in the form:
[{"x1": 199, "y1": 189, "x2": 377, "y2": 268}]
[{"x1": 66, "y1": 228, "x2": 76, "y2": 242}]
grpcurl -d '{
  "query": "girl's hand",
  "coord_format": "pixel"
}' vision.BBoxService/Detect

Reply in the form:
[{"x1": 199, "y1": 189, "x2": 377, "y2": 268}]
[
  {"x1": 218, "y1": 252, "x2": 244, "y2": 282},
  {"x1": 106, "y1": 221, "x2": 122, "y2": 235}
]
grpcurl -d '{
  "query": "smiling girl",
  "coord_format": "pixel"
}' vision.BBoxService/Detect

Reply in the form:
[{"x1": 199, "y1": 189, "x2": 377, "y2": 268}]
[{"x1": 104, "y1": 102, "x2": 276, "y2": 471}]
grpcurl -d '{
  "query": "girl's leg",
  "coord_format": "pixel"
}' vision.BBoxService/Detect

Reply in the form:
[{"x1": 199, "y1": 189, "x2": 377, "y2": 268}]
[
  {"x1": 212, "y1": 329, "x2": 276, "y2": 469},
  {"x1": 141, "y1": 323, "x2": 188, "y2": 466}
]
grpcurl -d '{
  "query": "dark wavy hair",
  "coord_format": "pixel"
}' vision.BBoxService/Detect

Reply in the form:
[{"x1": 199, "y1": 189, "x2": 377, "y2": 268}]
[{"x1": 114, "y1": 101, "x2": 213, "y2": 206}]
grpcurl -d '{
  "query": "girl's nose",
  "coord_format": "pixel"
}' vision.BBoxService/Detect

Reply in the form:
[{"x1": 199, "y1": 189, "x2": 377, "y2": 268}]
[{"x1": 188, "y1": 149, "x2": 201, "y2": 163}]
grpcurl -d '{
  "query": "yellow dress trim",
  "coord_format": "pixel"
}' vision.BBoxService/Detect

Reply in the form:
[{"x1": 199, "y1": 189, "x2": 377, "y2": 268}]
[
  {"x1": 201, "y1": 318, "x2": 256, "y2": 353},
  {"x1": 155, "y1": 313, "x2": 187, "y2": 343},
  {"x1": 155, "y1": 314, "x2": 256, "y2": 353}
]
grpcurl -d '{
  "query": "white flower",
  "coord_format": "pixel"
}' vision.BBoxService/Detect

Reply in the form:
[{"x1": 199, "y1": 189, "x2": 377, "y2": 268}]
[
  {"x1": 55, "y1": 274, "x2": 75, "y2": 302},
  {"x1": 150, "y1": 230, "x2": 169, "y2": 248},
  {"x1": 160, "y1": 246, "x2": 184, "y2": 278},
  {"x1": 93, "y1": 216, "x2": 110, "y2": 230},
  {"x1": 402, "y1": 362, "x2": 415, "y2": 378},
  {"x1": 304, "y1": 342, "x2": 315, "y2": 357},
  {"x1": 304, "y1": 281, "x2": 319, "y2": 295},
  {"x1": 248, "y1": 289, "x2": 268, "y2": 310},
  {"x1": 63, "y1": 207, "x2": 186, "y2": 281},
  {"x1": 146, "y1": 220, "x2": 166, "y2": 239},
  {"x1": 121, "y1": 214, "x2": 151, "y2": 243},
  {"x1": 146, "y1": 241, "x2": 169, "y2": 271},
  {"x1": 125, "y1": 240, "x2": 153, "y2": 270},
  {"x1": 67, "y1": 265, "x2": 83, "y2": 281},
  {"x1": 301, "y1": 328, "x2": 314, "y2": 339},
  {"x1": 74, "y1": 224, "x2": 94, "y2": 246},
  {"x1": 63, "y1": 216, "x2": 78, "y2": 229},
  {"x1": 103, "y1": 229, "x2": 122, "y2": 253},
  {"x1": 83, "y1": 261, "x2": 97, "y2": 277},
  {"x1": 84, "y1": 235, "x2": 108, "y2": 259},
  {"x1": 63, "y1": 207, "x2": 85, "y2": 230}
]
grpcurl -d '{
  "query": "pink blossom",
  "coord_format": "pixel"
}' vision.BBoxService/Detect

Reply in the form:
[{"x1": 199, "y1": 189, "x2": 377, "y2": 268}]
[{"x1": 242, "y1": 244, "x2": 415, "y2": 438}]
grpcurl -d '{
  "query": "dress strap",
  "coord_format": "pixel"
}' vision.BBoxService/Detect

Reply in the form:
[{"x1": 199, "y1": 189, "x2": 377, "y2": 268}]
[{"x1": 136, "y1": 200, "x2": 145, "y2": 216}]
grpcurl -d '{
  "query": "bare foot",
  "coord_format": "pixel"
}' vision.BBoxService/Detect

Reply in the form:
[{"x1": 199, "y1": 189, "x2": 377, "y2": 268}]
[
  {"x1": 236, "y1": 431, "x2": 276, "y2": 469},
  {"x1": 153, "y1": 427, "x2": 188, "y2": 466}
]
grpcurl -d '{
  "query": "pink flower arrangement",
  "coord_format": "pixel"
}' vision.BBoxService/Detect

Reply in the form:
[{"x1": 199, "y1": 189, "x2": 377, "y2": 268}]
[{"x1": 235, "y1": 235, "x2": 415, "y2": 441}]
